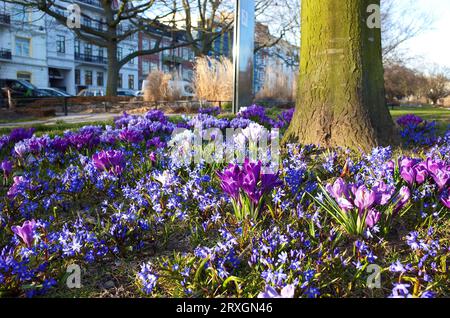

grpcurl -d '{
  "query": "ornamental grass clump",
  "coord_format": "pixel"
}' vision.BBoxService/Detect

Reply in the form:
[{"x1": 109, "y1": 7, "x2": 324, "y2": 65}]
[{"x1": 217, "y1": 159, "x2": 282, "y2": 220}]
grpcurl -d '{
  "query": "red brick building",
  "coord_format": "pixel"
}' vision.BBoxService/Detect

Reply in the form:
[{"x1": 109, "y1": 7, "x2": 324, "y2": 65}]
[{"x1": 138, "y1": 25, "x2": 195, "y2": 90}]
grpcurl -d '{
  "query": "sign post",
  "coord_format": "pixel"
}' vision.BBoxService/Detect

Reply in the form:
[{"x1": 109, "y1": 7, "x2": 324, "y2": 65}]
[{"x1": 232, "y1": 0, "x2": 255, "y2": 114}]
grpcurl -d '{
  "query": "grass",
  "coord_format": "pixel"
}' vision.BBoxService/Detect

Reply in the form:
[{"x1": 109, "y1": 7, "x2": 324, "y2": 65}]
[
  {"x1": 264, "y1": 104, "x2": 449, "y2": 135},
  {"x1": 0, "y1": 116, "x2": 41, "y2": 124},
  {"x1": 0, "y1": 104, "x2": 447, "y2": 138},
  {"x1": 0, "y1": 120, "x2": 115, "y2": 137},
  {"x1": 390, "y1": 105, "x2": 450, "y2": 133}
]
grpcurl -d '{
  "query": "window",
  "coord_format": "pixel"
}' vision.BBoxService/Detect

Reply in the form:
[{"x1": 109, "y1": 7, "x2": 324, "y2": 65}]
[
  {"x1": 151, "y1": 62, "x2": 158, "y2": 72},
  {"x1": 85, "y1": 70, "x2": 93, "y2": 85},
  {"x1": 75, "y1": 69, "x2": 80, "y2": 85},
  {"x1": 74, "y1": 40, "x2": 80, "y2": 55},
  {"x1": 142, "y1": 61, "x2": 150, "y2": 75},
  {"x1": 128, "y1": 74, "x2": 134, "y2": 90},
  {"x1": 149, "y1": 39, "x2": 156, "y2": 49},
  {"x1": 118, "y1": 73, "x2": 123, "y2": 88},
  {"x1": 17, "y1": 72, "x2": 31, "y2": 83},
  {"x1": 85, "y1": 43, "x2": 92, "y2": 56},
  {"x1": 15, "y1": 37, "x2": 31, "y2": 57},
  {"x1": 56, "y1": 35, "x2": 65, "y2": 53},
  {"x1": 182, "y1": 48, "x2": 190, "y2": 60},
  {"x1": 97, "y1": 72, "x2": 104, "y2": 87},
  {"x1": 83, "y1": 16, "x2": 91, "y2": 28},
  {"x1": 98, "y1": 47, "x2": 104, "y2": 58},
  {"x1": 129, "y1": 48, "x2": 134, "y2": 64},
  {"x1": 117, "y1": 47, "x2": 123, "y2": 61}
]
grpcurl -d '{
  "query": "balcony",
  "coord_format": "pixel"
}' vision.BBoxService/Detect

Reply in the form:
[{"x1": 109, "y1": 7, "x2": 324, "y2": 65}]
[
  {"x1": 162, "y1": 54, "x2": 185, "y2": 64},
  {"x1": 0, "y1": 49, "x2": 12, "y2": 60},
  {"x1": 0, "y1": 13, "x2": 11, "y2": 25},
  {"x1": 76, "y1": 0, "x2": 102, "y2": 8},
  {"x1": 75, "y1": 52, "x2": 107, "y2": 64},
  {"x1": 81, "y1": 21, "x2": 106, "y2": 32}
]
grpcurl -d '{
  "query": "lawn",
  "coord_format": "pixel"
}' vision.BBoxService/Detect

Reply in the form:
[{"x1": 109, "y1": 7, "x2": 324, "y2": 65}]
[{"x1": 390, "y1": 105, "x2": 450, "y2": 133}]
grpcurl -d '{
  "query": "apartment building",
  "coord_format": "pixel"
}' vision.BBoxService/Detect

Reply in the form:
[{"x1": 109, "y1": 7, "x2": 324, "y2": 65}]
[
  {"x1": 0, "y1": 4, "x2": 49, "y2": 88},
  {"x1": 0, "y1": 1, "x2": 299, "y2": 96},
  {"x1": 138, "y1": 23, "x2": 195, "y2": 90},
  {"x1": 0, "y1": 0, "x2": 138, "y2": 94}
]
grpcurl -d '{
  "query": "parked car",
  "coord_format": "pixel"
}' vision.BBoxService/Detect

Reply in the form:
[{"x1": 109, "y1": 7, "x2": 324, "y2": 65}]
[
  {"x1": 117, "y1": 89, "x2": 138, "y2": 97},
  {"x1": 77, "y1": 88, "x2": 105, "y2": 97},
  {"x1": 0, "y1": 79, "x2": 49, "y2": 107},
  {"x1": 38, "y1": 87, "x2": 73, "y2": 97},
  {"x1": 77, "y1": 88, "x2": 137, "y2": 97}
]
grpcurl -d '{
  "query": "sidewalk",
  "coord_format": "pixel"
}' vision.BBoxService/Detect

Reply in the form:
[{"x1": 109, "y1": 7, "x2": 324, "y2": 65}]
[{"x1": 0, "y1": 113, "x2": 119, "y2": 128}]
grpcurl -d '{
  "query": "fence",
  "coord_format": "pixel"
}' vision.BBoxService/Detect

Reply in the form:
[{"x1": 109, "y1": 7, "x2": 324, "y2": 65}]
[{"x1": 0, "y1": 95, "x2": 232, "y2": 116}]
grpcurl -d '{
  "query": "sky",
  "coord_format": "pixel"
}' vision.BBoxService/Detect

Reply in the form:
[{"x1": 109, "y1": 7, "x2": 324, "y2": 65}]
[{"x1": 400, "y1": 0, "x2": 450, "y2": 69}]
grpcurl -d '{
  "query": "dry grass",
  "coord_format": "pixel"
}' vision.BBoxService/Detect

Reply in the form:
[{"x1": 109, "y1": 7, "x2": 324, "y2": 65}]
[
  {"x1": 193, "y1": 56, "x2": 233, "y2": 103},
  {"x1": 256, "y1": 63, "x2": 297, "y2": 102},
  {"x1": 143, "y1": 71, "x2": 185, "y2": 102},
  {"x1": 143, "y1": 71, "x2": 171, "y2": 102}
]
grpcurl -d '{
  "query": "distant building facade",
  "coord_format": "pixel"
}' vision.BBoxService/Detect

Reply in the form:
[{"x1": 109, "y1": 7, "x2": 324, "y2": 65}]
[
  {"x1": 0, "y1": 0, "x2": 138, "y2": 94},
  {"x1": 138, "y1": 24, "x2": 195, "y2": 90},
  {"x1": 0, "y1": 2, "x2": 298, "y2": 96}
]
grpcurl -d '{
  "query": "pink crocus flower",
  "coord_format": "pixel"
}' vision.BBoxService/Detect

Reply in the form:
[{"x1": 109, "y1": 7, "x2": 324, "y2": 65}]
[{"x1": 353, "y1": 186, "x2": 376, "y2": 213}]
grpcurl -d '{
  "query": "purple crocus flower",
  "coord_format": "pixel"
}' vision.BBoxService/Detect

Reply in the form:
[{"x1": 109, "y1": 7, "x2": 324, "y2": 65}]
[
  {"x1": 394, "y1": 186, "x2": 411, "y2": 214},
  {"x1": 430, "y1": 168, "x2": 449, "y2": 190},
  {"x1": 396, "y1": 114, "x2": 423, "y2": 127},
  {"x1": 147, "y1": 137, "x2": 166, "y2": 149},
  {"x1": 336, "y1": 197, "x2": 354, "y2": 211},
  {"x1": 353, "y1": 185, "x2": 376, "y2": 213},
  {"x1": 1, "y1": 160, "x2": 13, "y2": 178},
  {"x1": 11, "y1": 219, "x2": 36, "y2": 248},
  {"x1": 372, "y1": 181, "x2": 394, "y2": 205},
  {"x1": 258, "y1": 284, "x2": 295, "y2": 298},
  {"x1": 119, "y1": 128, "x2": 144, "y2": 144},
  {"x1": 242, "y1": 171, "x2": 261, "y2": 204},
  {"x1": 92, "y1": 150, "x2": 125, "y2": 175},
  {"x1": 217, "y1": 159, "x2": 281, "y2": 206},
  {"x1": 400, "y1": 167, "x2": 416, "y2": 186},
  {"x1": 261, "y1": 173, "x2": 283, "y2": 193},
  {"x1": 399, "y1": 157, "x2": 415, "y2": 170},
  {"x1": 325, "y1": 178, "x2": 347, "y2": 200},
  {"x1": 9, "y1": 127, "x2": 35, "y2": 143},
  {"x1": 366, "y1": 209, "x2": 381, "y2": 228},
  {"x1": 414, "y1": 163, "x2": 429, "y2": 184},
  {"x1": 7, "y1": 176, "x2": 30, "y2": 199},
  {"x1": 217, "y1": 164, "x2": 243, "y2": 200}
]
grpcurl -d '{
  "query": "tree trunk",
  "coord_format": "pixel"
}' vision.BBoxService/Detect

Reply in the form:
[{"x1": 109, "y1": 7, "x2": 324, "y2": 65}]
[
  {"x1": 284, "y1": 0, "x2": 398, "y2": 151},
  {"x1": 106, "y1": 44, "x2": 119, "y2": 96}
]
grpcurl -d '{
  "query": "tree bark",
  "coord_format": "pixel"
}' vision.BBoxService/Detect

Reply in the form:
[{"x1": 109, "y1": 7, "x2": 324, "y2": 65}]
[
  {"x1": 106, "y1": 44, "x2": 119, "y2": 96},
  {"x1": 283, "y1": 0, "x2": 398, "y2": 151}
]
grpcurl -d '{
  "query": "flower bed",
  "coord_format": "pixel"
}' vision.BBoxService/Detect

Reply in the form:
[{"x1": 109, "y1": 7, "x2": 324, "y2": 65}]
[{"x1": 0, "y1": 109, "x2": 449, "y2": 298}]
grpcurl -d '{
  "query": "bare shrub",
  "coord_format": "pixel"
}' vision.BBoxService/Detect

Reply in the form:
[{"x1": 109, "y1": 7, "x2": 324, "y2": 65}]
[
  {"x1": 193, "y1": 56, "x2": 233, "y2": 103},
  {"x1": 256, "y1": 63, "x2": 296, "y2": 102}
]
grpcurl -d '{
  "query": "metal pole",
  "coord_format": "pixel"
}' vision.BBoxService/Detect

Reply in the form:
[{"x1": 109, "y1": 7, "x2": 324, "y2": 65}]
[
  {"x1": 232, "y1": 0, "x2": 255, "y2": 114},
  {"x1": 63, "y1": 97, "x2": 68, "y2": 116}
]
